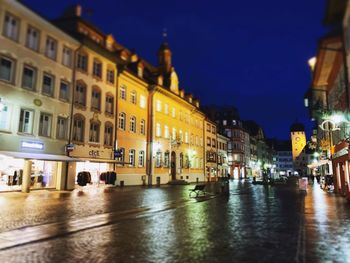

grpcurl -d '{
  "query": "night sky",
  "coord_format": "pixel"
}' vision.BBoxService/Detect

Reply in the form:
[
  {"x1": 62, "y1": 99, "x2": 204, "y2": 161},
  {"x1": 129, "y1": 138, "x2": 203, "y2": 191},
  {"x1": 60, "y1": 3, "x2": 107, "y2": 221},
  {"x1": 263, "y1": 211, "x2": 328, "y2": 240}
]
[{"x1": 24, "y1": 0, "x2": 326, "y2": 140}]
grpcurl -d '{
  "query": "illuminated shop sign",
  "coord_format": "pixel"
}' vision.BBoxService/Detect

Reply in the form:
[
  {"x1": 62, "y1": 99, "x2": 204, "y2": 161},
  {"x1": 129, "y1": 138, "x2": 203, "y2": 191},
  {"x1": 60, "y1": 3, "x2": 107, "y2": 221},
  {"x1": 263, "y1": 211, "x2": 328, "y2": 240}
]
[{"x1": 21, "y1": 141, "x2": 44, "y2": 150}]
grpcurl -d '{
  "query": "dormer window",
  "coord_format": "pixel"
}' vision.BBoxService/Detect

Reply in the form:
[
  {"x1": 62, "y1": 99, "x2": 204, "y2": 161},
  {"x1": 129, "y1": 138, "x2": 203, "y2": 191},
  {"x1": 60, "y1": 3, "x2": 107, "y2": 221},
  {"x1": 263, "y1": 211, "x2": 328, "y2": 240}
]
[{"x1": 137, "y1": 66, "x2": 143, "y2": 78}]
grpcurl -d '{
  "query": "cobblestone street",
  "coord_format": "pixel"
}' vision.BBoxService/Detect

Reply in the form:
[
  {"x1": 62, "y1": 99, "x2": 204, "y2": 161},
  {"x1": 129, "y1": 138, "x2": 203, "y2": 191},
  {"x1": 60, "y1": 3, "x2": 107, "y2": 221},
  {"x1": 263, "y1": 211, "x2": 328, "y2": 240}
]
[{"x1": 0, "y1": 180, "x2": 349, "y2": 262}]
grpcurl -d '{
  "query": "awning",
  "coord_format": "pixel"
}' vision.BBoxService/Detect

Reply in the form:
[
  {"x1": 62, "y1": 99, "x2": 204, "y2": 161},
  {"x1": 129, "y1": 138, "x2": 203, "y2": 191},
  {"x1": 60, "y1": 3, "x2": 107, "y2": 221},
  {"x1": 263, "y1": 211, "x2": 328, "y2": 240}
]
[
  {"x1": 0, "y1": 151, "x2": 81, "y2": 162},
  {"x1": 307, "y1": 159, "x2": 331, "y2": 169}
]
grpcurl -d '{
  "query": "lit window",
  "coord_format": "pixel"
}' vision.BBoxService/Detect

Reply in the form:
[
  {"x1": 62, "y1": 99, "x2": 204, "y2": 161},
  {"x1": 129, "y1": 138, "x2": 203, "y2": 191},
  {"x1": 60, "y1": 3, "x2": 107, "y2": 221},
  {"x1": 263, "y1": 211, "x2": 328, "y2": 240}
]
[
  {"x1": 164, "y1": 125, "x2": 169, "y2": 138},
  {"x1": 172, "y1": 128, "x2": 176, "y2": 140},
  {"x1": 89, "y1": 121, "x2": 100, "y2": 143},
  {"x1": 0, "y1": 56, "x2": 14, "y2": 82},
  {"x1": 42, "y1": 73, "x2": 55, "y2": 97},
  {"x1": 172, "y1": 107, "x2": 176, "y2": 118},
  {"x1": 129, "y1": 149, "x2": 135, "y2": 166},
  {"x1": 185, "y1": 132, "x2": 188, "y2": 143},
  {"x1": 39, "y1": 113, "x2": 52, "y2": 137},
  {"x1": 164, "y1": 151, "x2": 170, "y2": 167},
  {"x1": 22, "y1": 65, "x2": 36, "y2": 91},
  {"x1": 93, "y1": 59, "x2": 102, "y2": 78},
  {"x1": 26, "y1": 26, "x2": 40, "y2": 51},
  {"x1": 77, "y1": 52, "x2": 88, "y2": 72},
  {"x1": 140, "y1": 95, "x2": 146, "y2": 108},
  {"x1": 56, "y1": 117, "x2": 68, "y2": 140},
  {"x1": 59, "y1": 80, "x2": 70, "y2": 102},
  {"x1": 164, "y1": 103, "x2": 169, "y2": 114},
  {"x1": 45, "y1": 36, "x2": 57, "y2": 60},
  {"x1": 131, "y1": 91, "x2": 137, "y2": 104},
  {"x1": 223, "y1": 120, "x2": 227, "y2": 125},
  {"x1": 73, "y1": 115, "x2": 84, "y2": 142},
  {"x1": 120, "y1": 86, "x2": 127, "y2": 100},
  {"x1": 207, "y1": 137, "x2": 211, "y2": 146},
  {"x1": 156, "y1": 123, "x2": 161, "y2": 137},
  {"x1": 156, "y1": 100, "x2": 162, "y2": 112},
  {"x1": 118, "y1": 112, "x2": 126, "y2": 130},
  {"x1": 130, "y1": 116, "x2": 136, "y2": 133},
  {"x1": 18, "y1": 109, "x2": 34, "y2": 134},
  {"x1": 3, "y1": 13, "x2": 19, "y2": 41},
  {"x1": 91, "y1": 86, "x2": 101, "y2": 111},
  {"x1": 105, "y1": 94, "x2": 114, "y2": 114},
  {"x1": 212, "y1": 139, "x2": 216, "y2": 147},
  {"x1": 140, "y1": 119, "x2": 145, "y2": 135},
  {"x1": 138, "y1": 151, "x2": 145, "y2": 167},
  {"x1": 156, "y1": 151, "x2": 162, "y2": 168},
  {"x1": 104, "y1": 122, "x2": 113, "y2": 146},
  {"x1": 62, "y1": 46, "x2": 72, "y2": 67},
  {"x1": 74, "y1": 81, "x2": 86, "y2": 106}
]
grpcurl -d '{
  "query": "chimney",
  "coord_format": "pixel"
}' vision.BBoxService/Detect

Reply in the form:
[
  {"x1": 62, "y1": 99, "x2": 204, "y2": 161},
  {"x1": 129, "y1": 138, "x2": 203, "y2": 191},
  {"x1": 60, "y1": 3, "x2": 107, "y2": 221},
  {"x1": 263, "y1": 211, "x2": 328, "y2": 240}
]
[{"x1": 63, "y1": 5, "x2": 82, "y2": 18}]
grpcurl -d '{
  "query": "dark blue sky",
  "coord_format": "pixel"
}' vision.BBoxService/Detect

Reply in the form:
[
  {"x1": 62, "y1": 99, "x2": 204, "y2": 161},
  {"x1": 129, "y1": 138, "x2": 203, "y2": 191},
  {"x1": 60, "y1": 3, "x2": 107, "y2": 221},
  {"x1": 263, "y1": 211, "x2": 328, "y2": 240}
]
[{"x1": 25, "y1": 0, "x2": 326, "y2": 140}]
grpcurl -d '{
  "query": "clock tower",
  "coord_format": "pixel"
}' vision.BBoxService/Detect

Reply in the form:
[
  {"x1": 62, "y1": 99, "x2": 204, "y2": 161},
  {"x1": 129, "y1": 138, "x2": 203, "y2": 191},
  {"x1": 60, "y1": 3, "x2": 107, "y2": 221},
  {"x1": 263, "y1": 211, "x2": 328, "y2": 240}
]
[{"x1": 290, "y1": 122, "x2": 306, "y2": 161}]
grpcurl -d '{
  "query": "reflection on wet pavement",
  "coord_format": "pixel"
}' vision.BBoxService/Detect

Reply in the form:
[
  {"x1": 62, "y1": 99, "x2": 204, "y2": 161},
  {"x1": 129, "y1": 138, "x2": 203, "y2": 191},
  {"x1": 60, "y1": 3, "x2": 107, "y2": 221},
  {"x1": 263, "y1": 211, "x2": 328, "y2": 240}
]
[{"x1": 0, "y1": 180, "x2": 349, "y2": 262}]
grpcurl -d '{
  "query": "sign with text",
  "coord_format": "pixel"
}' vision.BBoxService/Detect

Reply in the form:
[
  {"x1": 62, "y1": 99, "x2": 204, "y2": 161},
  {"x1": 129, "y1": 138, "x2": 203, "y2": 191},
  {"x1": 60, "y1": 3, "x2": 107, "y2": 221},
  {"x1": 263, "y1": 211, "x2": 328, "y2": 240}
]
[{"x1": 21, "y1": 141, "x2": 44, "y2": 150}]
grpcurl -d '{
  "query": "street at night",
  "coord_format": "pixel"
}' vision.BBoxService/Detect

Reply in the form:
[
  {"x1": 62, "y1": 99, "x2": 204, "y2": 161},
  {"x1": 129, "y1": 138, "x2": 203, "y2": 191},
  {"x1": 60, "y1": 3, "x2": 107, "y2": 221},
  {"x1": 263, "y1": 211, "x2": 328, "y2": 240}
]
[{"x1": 0, "y1": 180, "x2": 349, "y2": 262}]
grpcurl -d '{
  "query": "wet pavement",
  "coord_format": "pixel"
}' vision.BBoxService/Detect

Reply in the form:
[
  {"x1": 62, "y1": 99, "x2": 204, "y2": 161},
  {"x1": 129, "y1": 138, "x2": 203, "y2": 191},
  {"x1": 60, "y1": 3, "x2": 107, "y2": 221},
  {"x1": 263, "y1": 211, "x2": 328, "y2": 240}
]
[{"x1": 0, "y1": 179, "x2": 349, "y2": 262}]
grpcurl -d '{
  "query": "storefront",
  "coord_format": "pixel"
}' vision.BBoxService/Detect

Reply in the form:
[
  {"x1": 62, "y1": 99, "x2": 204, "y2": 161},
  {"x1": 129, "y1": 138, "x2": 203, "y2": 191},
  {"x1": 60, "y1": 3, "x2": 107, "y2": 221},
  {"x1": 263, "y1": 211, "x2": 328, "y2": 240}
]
[
  {"x1": 0, "y1": 151, "x2": 75, "y2": 192},
  {"x1": 332, "y1": 141, "x2": 350, "y2": 196}
]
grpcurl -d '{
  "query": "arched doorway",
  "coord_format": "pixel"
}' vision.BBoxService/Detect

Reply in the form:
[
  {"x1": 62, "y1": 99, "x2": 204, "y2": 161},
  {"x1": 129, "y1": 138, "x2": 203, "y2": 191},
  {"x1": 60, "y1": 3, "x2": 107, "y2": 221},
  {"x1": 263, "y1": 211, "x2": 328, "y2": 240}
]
[{"x1": 171, "y1": 151, "x2": 176, "y2": 180}]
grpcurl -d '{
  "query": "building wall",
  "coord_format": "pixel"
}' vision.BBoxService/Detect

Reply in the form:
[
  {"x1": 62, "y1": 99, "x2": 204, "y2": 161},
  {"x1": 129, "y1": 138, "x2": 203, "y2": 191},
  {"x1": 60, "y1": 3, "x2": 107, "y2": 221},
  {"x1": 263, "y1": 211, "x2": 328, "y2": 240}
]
[
  {"x1": 205, "y1": 120, "x2": 217, "y2": 181},
  {"x1": 217, "y1": 134, "x2": 229, "y2": 177},
  {"x1": 151, "y1": 89, "x2": 205, "y2": 184}
]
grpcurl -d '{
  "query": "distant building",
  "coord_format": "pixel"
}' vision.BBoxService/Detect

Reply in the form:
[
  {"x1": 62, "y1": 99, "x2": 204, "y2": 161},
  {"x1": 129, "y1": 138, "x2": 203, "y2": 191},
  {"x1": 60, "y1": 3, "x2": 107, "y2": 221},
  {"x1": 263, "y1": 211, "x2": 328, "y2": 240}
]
[{"x1": 217, "y1": 133, "x2": 229, "y2": 178}]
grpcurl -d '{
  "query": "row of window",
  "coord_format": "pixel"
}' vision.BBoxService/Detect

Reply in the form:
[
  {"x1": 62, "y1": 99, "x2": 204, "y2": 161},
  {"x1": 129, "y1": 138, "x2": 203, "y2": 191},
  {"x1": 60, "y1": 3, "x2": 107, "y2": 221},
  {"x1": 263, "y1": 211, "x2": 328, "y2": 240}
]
[
  {"x1": 0, "y1": 55, "x2": 71, "y2": 101},
  {"x1": 74, "y1": 80, "x2": 115, "y2": 115},
  {"x1": 154, "y1": 151, "x2": 203, "y2": 169},
  {"x1": 217, "y1": 141, "x2": 227, "y2": 151},
  {"x1": 3, "y1": 12, "x2": 74, "y2": 65},
  {"x1": 118, "y1": 113, "x2": 146, "y2": 134},
  {"x1": 119, "y1": 86, "x2": 147, "y2": 108},
  {"x1": 77, "y1": 51, "x2": 115, "y2": 84},
  {"x1": 115, "y1": 149, "x2": 145, "y2": 167},
  {"x1": 0, "y1": 106, "x2": 69, "y2": 139},
  {"x1": 206, "y1": 137, "x2": 216, "y2": 148},
  {"x1": 206, "y1": 123, "x2": 216, "y2": 134},
  {"x1": 155, "y1": 123, "x2": 203, "y2": 146},
  {"x1": 72, "y1": 114, "x2": 114, "y2": 146}
]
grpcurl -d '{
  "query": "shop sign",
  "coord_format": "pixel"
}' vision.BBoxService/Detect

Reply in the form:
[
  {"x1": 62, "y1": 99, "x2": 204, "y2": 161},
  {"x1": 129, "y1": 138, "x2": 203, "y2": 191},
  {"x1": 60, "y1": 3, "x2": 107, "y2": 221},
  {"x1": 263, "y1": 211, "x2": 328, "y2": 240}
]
[
  {"x1": 89, "y1": 150, "x2": 100, "y2": 158},
  {"x1": 332, "y1": 148, "x2": 349, "y2": 159},
  {"x1": 66, "y1": 143, "x2": 75, "y2": 152},
  {"x1": 21, "y1": 141, "x2": 44, "y2": 150}
]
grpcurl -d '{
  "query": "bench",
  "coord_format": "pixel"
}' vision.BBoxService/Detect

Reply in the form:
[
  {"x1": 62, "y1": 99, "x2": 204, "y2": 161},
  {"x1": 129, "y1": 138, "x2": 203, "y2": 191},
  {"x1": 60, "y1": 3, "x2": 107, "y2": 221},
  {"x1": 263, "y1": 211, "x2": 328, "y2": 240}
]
[{"x1": 189, "y1": 184, "x2": 206, "y2": 197}]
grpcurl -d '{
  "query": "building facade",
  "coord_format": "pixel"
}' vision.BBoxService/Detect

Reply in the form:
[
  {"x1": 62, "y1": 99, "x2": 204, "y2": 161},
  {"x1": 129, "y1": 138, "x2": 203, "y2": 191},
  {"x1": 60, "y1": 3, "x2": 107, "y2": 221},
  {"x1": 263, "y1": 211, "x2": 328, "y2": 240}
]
[
  {"x1": 217, "y1": 133, "x2": 229, "y2": 178},
  {"x1": 0, "y1": 0, "x2": 79, "y2": 192}
]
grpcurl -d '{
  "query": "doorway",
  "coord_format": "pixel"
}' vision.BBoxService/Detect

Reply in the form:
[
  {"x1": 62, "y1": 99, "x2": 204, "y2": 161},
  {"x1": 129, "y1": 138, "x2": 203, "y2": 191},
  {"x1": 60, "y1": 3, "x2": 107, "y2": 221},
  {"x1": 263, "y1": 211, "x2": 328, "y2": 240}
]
[{"x1": 171, "y1": 151, "x2": 176, "y2": 180}]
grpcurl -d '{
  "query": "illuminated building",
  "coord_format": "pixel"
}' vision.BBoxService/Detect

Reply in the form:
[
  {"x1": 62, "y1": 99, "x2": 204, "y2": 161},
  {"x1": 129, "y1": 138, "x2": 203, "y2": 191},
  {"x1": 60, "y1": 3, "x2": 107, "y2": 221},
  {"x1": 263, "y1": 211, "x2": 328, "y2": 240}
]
[
  {"x1": 0, "y1": 0, "x2": 80, "y2": 192},
  {"x1": 217, "y1": 133, "x2": 229, "y2": 178},
  {"x1": 204, "y1": 118, "x2": 217, "y2": 181}
]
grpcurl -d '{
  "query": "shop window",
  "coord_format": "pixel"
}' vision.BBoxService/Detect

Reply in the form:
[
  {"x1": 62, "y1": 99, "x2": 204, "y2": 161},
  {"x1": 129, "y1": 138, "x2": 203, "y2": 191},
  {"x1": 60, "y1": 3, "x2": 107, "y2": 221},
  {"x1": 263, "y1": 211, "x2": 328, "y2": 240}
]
[
  {"x1": 73, "y1": 114, "x2": 85, "y2": 142},
  {"x1": 39, "y1": 113, "x2": 52, "y2": 137},
  {"x1": 156, "y1": 151, "x2": 162, "y2": 168},
  {"x1": 164, "y1": 151, "x2": 170, "y2": 168},
  {"x1": 91, "y1": 86, "x2": 101, "y2": 111},
  {"x1": 18, "y1": 109, "x2": 34, "y2": 134},
  {"x1": 120, "y1": 85, "x2": 127, "y2": 100},
  {"x1": 42, "y1": 73, "x2": 55, "y2": 97},
  {"x1": 140, "y1": 119, "x2": 145, "y2": 135},
  {"x1": 74, "y1": 81, "x2": 86, "y2": 107},
  {"x1": 140, "y1": 95, "x2": 146, "y2": 108},
  {"x1": 22, "y1": 65, "x2": 37, "y2": 91},
  {"x1": 93, "y1": 58, "x2": 102, "y2": 79},
  {"x1": 131, "y1": 91, "x2": 137, "y2": 104},
  {"x1": 138, "y1": 151, "x2": 145, "y2": 167},
  {"x1": 3, "y1": 13, "x2": 19, "y2": 41},
  {"x1": 105, "y1": 94, "x2": 114, "y2": 114},
  {"x1": 59, "y1": 80, "x2": 70, "y2": 102},
  {"x1": 130, "y1": 116, "x2": 136, "y2": 133},
  {"x1": 118, "y1": 112, "x2": 126, "y2": 130},
  {"x1": 89, "y1": 121, "x2": 100, "y2": 143},
  {"x1": 45, "y1": 36, "x2": 57, "y2": 60},
  {"x1": 62, "y1": 46, "x2": 72, "y2": 67},
  {"x1": 0, "y1": 56, "x2": 15, "y2": 83},
  {"x1": 56, "y1": 117, "x2": 68, "y2": 140},
  {"x1": 26, "y1": 25, "x2": 40, "y2": 51},
  {"x1": 104, "y1": 122, "x2": 113, "y2": 146},
  {"x1": 129, "y1": 149, "x2": 135, "y2": 167},
  {"x1": 106, "y1": 67, "x2": 115, "y2": 84},
  {"x1": 0, "y1": 103, "x2": 11, "y2": 131},
  {"x1": 77, "y1": 51, "x2": 88, "y2": 72}
]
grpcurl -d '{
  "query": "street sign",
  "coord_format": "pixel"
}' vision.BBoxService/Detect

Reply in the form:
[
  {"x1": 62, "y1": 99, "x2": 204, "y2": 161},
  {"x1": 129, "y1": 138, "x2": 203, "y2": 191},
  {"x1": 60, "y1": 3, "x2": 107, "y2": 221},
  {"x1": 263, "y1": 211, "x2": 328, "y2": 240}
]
[
  {"x1": 114, "y1": 149, "x2": 122, "y2": 159},
  {"x1": 66, "y1": 143, "x2": 75, "y2": 152}
]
